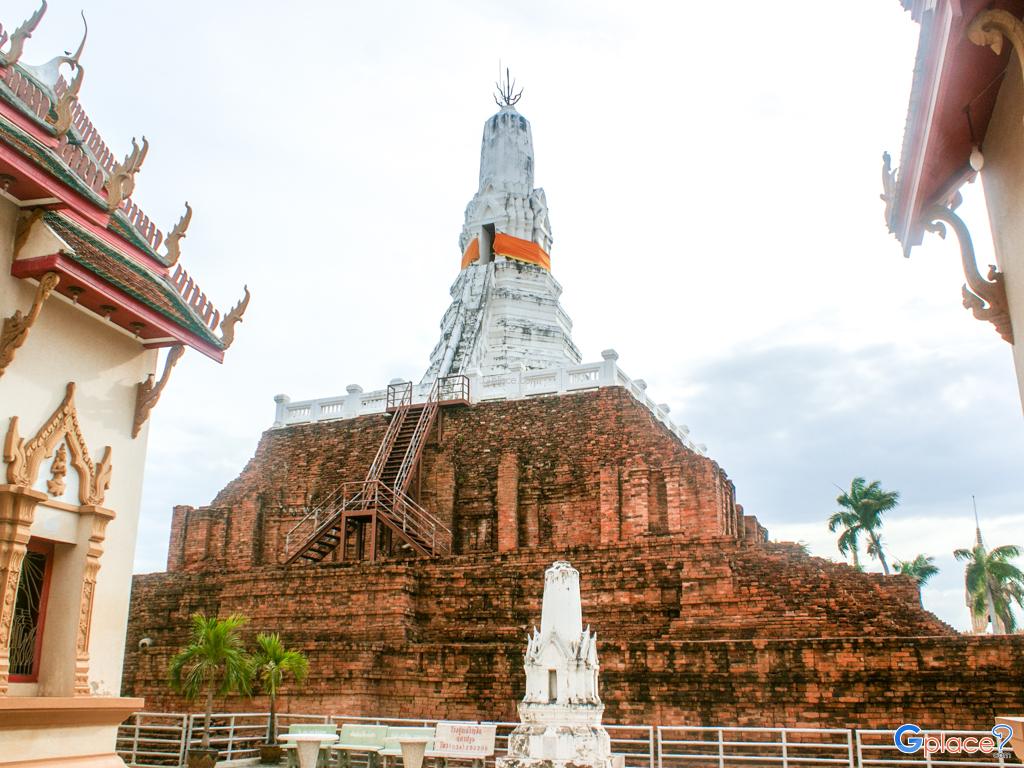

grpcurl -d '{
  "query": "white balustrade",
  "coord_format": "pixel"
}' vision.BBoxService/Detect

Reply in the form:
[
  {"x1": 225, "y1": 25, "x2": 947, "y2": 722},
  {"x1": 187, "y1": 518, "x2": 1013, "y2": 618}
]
[{"x1": 270, "y1": 350, "x2": 704, "y2": 454}]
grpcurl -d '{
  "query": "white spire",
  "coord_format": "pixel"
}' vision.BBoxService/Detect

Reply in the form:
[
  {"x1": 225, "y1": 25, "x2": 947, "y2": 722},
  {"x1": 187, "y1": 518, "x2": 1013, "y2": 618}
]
[
  {"x1": 539, "y1": 560, "x2": 584, "y2": 643},
  {"x1": 421, "y1": 96, "x2": 580, "y2": 382},
  {"x1": 478, "y1": 107, "x2": 535, "y2": 196},
  {"x1": 460, "y1": 105, "x2": 552, "y2": 257}
]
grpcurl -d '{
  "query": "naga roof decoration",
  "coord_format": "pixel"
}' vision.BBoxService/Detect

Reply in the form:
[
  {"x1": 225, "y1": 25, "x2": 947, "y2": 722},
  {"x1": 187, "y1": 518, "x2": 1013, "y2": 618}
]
[{"x1": 0, "y1": 2, "x2": 246, "y2": 362}]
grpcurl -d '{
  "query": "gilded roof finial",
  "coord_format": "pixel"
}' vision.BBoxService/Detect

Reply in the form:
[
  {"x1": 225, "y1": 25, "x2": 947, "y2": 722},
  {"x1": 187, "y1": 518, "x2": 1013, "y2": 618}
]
[
  {"x1": 494, "y1": 65, "x2": 523, "y2": 108},
  {"x1": 0, "y1": 0, "x2": 47, "y2": 68},
  {"x1": 19, "y1": 10, "x2": 86, "y2": 91},
  {"x1": 68, "y1": 10, "x2": 87, "y2": 66},
  {"x1": 163, "y1": 202, "x2": 192, "y2": 267},
  {"x1": 105, "y1": 136, "x2": 149, "y2": 211}
]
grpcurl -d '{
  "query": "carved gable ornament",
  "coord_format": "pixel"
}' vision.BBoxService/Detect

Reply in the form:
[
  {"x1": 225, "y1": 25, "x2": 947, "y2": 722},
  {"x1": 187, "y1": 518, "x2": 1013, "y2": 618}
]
[{"x1": 3, "y1": 382, "x2": 113, "y2": 506}]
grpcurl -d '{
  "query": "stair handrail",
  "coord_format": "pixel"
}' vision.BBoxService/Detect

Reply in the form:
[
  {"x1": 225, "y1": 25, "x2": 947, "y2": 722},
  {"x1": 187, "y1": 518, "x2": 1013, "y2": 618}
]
[
  {"x1": 392, "y1": 378, "x2": 443, "y2": 494},
  {"x1": 284, "y1": 483, "x2": 373, "y2": 564},
  {"x1": 386, "y1": 381, "x2": 414, "y2": 410},
  {"x1": 282, "y1": 483, "x2": 348, "y2": 559},
  {"x1": 365, "y1": 404, "x2": 410, "y2": 484},
  {"x1": 373, "y1": 482, "x2": 452, "y2": 555}
]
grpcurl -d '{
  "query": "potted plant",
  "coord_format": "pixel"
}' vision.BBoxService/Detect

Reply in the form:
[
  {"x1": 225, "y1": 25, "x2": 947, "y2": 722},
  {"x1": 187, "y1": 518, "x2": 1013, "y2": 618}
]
[
  {"x1": 169, "y1": 613, "x2": 252, "y2": 768},
  {"x1": 250, "y1": 632, "x2": 310, "y2": 764}
]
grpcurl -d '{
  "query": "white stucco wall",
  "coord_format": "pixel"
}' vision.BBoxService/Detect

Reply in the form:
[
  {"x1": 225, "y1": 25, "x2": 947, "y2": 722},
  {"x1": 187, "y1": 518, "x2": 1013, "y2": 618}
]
[
  {"x1": 978, "y1": 58, "x2": 1024, "y2": 413},
  {"x1": 0, "y1": 197, "x2": 157, "y2": 697}
]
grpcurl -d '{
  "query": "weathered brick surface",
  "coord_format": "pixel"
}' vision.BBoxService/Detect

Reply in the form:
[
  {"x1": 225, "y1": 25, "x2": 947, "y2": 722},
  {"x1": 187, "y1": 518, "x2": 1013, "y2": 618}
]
[
  {"x1": 166, "y1": 389, "x2": 748, "y2": 570},
  {"x1": 127, "y1": 388, "x2": 1009, "y2": 730},
  {"x1": 118, "y1": 537, "x2": 1003, "y2": 728}
]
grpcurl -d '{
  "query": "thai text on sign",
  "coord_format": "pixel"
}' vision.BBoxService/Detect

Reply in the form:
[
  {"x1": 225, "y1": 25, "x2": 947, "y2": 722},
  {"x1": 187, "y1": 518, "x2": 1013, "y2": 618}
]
[{"x1": 432, "y1": 723, "x2": 497, "y2": 757}]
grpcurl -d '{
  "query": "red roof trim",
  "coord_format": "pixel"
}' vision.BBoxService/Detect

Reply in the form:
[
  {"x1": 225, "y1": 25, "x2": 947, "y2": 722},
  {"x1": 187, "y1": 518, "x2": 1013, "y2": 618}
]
[
  {"x1": 58, "y1": 208, "x2": 168, "y2": 274},
  {"x1": 0, "y1": 128, "x2": 109, "y2": 228},
  {"x1": 891, "y1": 0, "x2": 1019, "y2": 252},
  {"x1": 12, "y1": 253, "x2": 225, "y2": 362}
]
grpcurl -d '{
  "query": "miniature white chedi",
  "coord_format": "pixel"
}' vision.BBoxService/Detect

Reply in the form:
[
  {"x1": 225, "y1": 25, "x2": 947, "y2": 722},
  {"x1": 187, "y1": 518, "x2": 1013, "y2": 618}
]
[{"x1": 498, "y1": 561, "x2": 614, "y2": 768}]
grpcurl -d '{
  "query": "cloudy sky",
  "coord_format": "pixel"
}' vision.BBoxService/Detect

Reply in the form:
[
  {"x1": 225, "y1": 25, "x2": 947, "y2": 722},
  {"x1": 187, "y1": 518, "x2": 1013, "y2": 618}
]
[{"x1": 14, "y1": 1, "x2": 1022, "y2": 630}]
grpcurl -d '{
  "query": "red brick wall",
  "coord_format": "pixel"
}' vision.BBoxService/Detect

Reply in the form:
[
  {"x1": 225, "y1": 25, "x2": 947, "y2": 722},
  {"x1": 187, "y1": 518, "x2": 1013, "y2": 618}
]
[
  {"x1": 120, "y1": 538, "x2": 996, "y2": 728},
  {"x1": 165, "y1": 389, "x2": 750, "y2": 571},
  {"x1": 125, "y1": 631, "x2": 1024, "y2": 729}
]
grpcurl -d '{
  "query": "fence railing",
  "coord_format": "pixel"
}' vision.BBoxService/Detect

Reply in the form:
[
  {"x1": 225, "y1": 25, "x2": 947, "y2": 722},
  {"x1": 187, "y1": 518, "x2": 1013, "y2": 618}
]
[
  {"x1": 116, "y1": 716, "x2": 1018, "y2": 768},
  {"x1": 116, "y1": 712, "x2": 189, "y2": 768},
  {"x1": 856, "y1": 730, "x2": 1009, "y2": 768},
  {"x1": 184, "y1": 712, "x2": 270, "y2": 763},
  {"x1": 659, "y1": 726, "x2": 855, "y2": 768}
]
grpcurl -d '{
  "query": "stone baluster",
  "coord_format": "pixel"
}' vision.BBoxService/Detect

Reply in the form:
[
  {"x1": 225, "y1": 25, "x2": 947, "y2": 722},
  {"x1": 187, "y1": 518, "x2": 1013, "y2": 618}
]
[
  {"x1": 273, "y1": 394, "x2": 290, "y2": 427},
  {"x1": 600, "y1": 349, "x2": 618, "y2": 386},
  {"x1": 341, "y1": 384, "x2": 364, "y2": 418},
  {"x1": 510, "y1": 363, "x2": 524, "y2": 400},
  {"x1": 466, "y1": 368, "x2": 483, "y2": 404}
]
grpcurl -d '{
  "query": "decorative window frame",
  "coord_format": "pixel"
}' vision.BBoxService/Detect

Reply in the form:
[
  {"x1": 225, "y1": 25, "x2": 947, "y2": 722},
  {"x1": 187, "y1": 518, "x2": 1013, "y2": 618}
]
[
  {"x1": 0, "y1": 382, "x2": 114, "y2": 695},
  {"x1": 8, "y1": 538, "x2": 53, "y2": 684}
]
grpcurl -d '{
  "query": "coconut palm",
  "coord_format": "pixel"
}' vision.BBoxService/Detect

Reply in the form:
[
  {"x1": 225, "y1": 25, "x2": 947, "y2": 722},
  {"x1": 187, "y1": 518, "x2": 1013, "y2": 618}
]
[
  {"x1": 954, "y1": 542, "x2": 1024, "y2": 633},
  {"x1": 894, "y1": 554, "x2": 939, "y2": 586},
  {"x1": 829, "y1": 477, "x2": 899, "y2": 574},
  {"x1": 827, "y1": 507, "x2": 862, "y2": 569},
  {"x1": 250, "y1": 633, "x2": 309, "y2": 746},
  {"x1": 169, "y1": 613, "x2": 252, "y2": 750}
]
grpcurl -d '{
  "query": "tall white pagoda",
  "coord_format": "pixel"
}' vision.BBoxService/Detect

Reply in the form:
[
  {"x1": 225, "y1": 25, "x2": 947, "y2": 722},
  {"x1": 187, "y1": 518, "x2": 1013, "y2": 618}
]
[
  {"x1": 498, "y1": 561, "x2": 615, "y2": 768},
  {"x1": 422, "y1": 76, "x2": 580, "y2": 381},
  {"x1": 271, "y1": 78, "x2": 704, "y2": 457}
]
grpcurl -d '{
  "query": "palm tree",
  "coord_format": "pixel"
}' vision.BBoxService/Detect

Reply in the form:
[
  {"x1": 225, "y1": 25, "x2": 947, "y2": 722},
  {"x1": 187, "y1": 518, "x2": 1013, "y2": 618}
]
[
  {"x1": 954, "y1": 542, "x2": 1024, "y2": 634},
  {"x1": 829, "y1": 478, "x2": 899, "y2": 574},
  {"x1": 894, "y1": 554, "x2": 939, "y2": 586},
  {"x1": 250, "y1": 633, "x2": 309, "y2": 746},
  {"x1": 827, "y1": 507, "x2": 862, "y2": 568},
  {"x1": 169, "y1": 613, "x2": 252, "y2": 750}
]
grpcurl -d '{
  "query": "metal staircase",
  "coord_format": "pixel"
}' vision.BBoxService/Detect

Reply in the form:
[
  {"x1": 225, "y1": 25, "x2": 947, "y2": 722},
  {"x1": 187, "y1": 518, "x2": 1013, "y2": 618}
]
[{"x1": 284, "y1": 375, "x2": 468, "y2": 564}]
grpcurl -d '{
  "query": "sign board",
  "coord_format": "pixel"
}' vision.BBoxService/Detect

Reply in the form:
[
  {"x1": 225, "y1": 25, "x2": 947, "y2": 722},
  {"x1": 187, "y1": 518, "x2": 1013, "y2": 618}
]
[{"x1": 432, "y1": 722, "x2": 497, "y2": 758}]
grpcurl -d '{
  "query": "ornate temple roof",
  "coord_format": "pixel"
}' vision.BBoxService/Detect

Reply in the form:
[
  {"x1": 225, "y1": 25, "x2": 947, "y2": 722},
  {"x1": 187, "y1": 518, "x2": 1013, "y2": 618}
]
[
  {"x1": 885, "y1": 0, "x2": 1024, "y2": 253},
  {"x1": 0, "y1": 3, "x2": 246, "y2": 361}
]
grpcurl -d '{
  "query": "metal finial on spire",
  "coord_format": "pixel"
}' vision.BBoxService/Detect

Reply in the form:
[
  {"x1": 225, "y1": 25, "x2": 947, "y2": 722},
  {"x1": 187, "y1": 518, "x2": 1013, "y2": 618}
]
[{"x1": 494, "y1": 65, "x2": 523, "y2": 108}]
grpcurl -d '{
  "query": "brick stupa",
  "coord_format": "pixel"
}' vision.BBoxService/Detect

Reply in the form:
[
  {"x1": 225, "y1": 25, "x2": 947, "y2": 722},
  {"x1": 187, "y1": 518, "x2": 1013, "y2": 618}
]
[{"x1": 123, "y1": 87, "x2": 1024, "y2": 728}]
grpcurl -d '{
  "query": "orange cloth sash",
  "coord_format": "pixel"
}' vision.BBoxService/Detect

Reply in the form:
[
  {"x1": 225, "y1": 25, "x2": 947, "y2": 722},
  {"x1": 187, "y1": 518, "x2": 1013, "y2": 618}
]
[
  {"x1": 461, "y1": 238, "x2": 480, "y2": 269},
  {"x1": 493, "y1": 233, "x2": 550, "y2": 270},
  {"x1": 461, "y1": 232, "x2": 551, "y2": 271}
]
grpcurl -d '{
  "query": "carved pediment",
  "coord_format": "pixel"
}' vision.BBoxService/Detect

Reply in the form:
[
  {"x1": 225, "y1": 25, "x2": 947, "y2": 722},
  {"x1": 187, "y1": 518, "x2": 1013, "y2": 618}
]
[{"x1": 3, "y1": 382, "x2": 113, "y2": 505}]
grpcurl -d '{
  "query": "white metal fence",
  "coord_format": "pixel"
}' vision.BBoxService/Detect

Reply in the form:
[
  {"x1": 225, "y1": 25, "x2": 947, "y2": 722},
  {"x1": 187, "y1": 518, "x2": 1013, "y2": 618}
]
[
  {"x1": 857, "y1": 730, "x2": 1010, "y2": 768},
  {"x1": 116, "y1": 715, "x2": 1018, "y2": 768},
  {"x1": 116, "y1": 713, "x2": 189, "y2": 767},
  {"x1": 658, "y1": 727, "x2": 855, "y2": 768}
]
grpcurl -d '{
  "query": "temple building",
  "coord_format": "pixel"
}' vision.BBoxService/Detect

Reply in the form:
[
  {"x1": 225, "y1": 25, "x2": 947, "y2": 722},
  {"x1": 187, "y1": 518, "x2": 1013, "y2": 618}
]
[
  {"x1": 0, "y1": 5, "x2": 246, "y2": 766},
  {"x1": 884, "y1": 0, "x2": 1024, "y2": 412},
  {"x1": 124, "y1": 83, "x2": 1024, "y2": 730}
]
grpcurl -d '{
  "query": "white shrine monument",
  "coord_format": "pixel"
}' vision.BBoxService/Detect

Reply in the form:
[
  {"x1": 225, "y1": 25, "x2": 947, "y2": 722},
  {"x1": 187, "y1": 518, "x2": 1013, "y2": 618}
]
[{"x1": 498, "y1": 561, "x2": 615, "y2": 768}]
